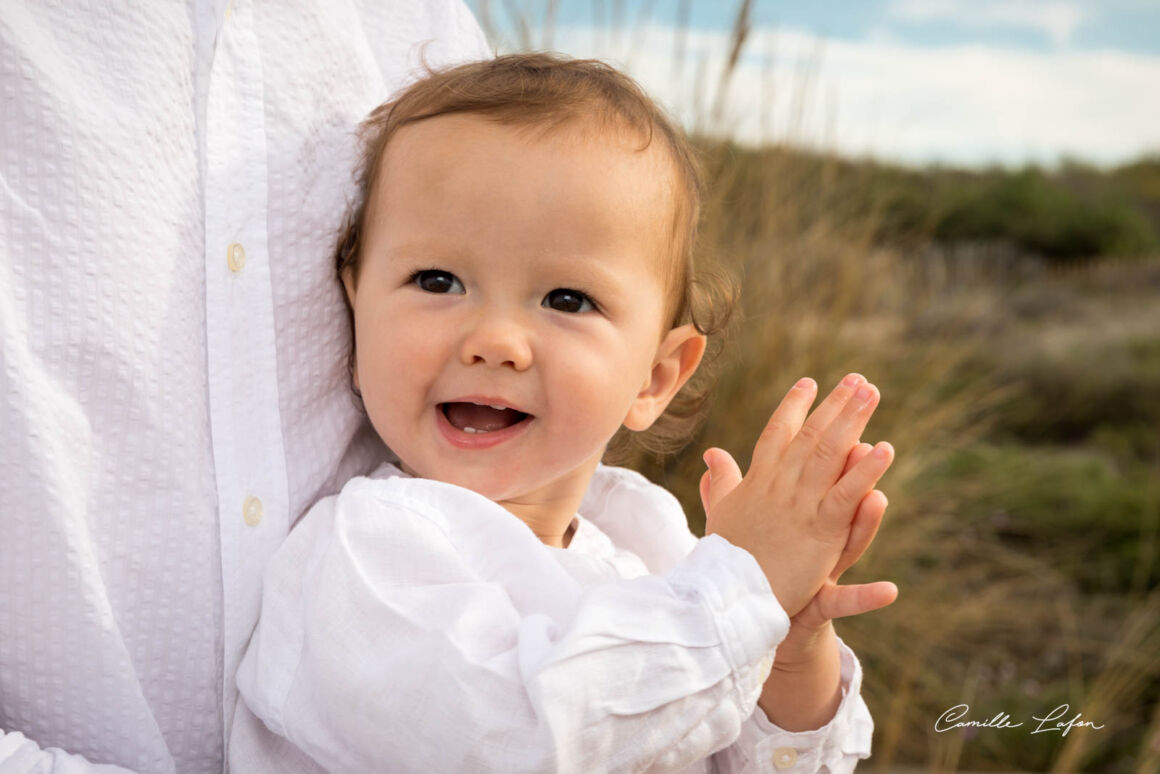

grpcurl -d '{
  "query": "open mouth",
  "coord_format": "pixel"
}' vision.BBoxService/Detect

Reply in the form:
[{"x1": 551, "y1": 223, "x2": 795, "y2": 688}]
[{"x1": 439, "y1": 402, "x2": 532, "y2": 434}]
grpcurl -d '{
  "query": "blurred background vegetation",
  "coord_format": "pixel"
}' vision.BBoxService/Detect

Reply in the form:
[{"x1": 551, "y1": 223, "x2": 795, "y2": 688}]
[{"x1": 475, "y1": 2, "x2": 1160, "y2": 771}]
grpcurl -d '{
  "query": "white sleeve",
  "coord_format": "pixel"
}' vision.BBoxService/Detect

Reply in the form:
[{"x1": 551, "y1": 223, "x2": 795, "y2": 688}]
[
  {"x1": 580, "y1": 466, "x2": 877, "y2": 774},
  {"x1": 0, "y1": 732, "x2": 135, "y2": 774},
  {"x1": 709, "y1": 639, "x2": 874, "y2": 774},
  {"x1": 235, "y1": 477, "x2": 790, "y2": 774}
]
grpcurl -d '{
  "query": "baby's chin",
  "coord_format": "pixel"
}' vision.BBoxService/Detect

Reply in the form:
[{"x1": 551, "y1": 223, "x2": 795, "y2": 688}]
[
  {"x1": 395, "y1": 457, "x2": 528, "y2": 498},
  {"x1": 395, "y1": 456, "x2": 591, "y2": 506}
]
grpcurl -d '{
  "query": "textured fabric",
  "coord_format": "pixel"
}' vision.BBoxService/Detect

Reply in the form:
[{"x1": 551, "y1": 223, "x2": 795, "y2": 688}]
[
  {"x1": 0, "y1": 3, "x2": 490, "y2": 773},
  {"x1": 232, "y1": 463, "x2": 873, "y2": 773}
]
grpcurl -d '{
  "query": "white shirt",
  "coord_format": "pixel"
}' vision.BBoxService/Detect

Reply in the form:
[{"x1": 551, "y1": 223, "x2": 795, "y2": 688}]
[
  {"x1": 232, "y1": 463, "x2": 874, "y2": 773},
  {"x1": 0, "y1": 3, "x2": 490, "y2": 773}
]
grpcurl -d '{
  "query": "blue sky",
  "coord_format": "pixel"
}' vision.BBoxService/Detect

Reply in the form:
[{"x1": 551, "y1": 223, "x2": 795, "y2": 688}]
[
  {"x1": 466, "y1": 0, "x2": 1160, "y2": 167},
  {"x1": 534, "y1": 0, "x2": 1160, "y2": 54}
]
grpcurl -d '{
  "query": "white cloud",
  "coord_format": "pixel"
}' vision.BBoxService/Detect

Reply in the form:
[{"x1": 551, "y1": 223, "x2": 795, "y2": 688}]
[
  {"x1": 884, "y1": 0, "x2": 1086, "y2": 48},
  {"x1": 538, "y1": 24, "x2": 1160, "y2": 167}
]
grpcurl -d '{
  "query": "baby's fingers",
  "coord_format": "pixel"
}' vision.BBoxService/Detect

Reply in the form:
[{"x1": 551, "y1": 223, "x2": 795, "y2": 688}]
[
  {"x1": 818, "y1": 441, "x2": 894, "y2": 532},
  {"x1": 793, "y1": 382, "x2": 880, "y2": 501},
  {"x1": 701, "y1": 447, "x2": 744, "y2": 519},
  {"x1": 747, "y1": 377, "x2": 818, "y2": 478},
  {"x1": 831, "y1": 489, "x2": 887, "y2": 579},
  {"x1": 811, "y1": 581, "x2": 898, "y2": 622},
  {"x1": 842, "y1": 442, "x2": 874, "y2": 477},
  {"x1": 771, "y1": 374, "x2": 865, "y2": 483}
]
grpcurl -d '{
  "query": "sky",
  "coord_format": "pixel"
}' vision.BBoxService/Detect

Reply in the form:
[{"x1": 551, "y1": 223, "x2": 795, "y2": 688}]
[{"x1": 465, "y1": 0, "x2": 1160, "y2": 168}]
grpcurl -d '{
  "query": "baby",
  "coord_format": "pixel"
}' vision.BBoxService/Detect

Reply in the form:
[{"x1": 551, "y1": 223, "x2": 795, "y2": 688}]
[{"x1": 231, "y1": 53, "x2": 897, "y2": 773}]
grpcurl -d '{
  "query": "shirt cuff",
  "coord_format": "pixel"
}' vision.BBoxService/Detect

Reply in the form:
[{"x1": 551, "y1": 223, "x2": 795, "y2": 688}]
[
  {"x1": 666, "y1": 534, "x2": 791, "y2": 718},
  {"x1": 732, "y1": 636, "x2": 874, "y2": 773}
]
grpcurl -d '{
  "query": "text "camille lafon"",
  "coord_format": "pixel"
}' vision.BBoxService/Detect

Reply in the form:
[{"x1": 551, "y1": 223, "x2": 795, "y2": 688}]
[{"x1": 935, "y1": 704, "x2": 1105, "y2": 737}]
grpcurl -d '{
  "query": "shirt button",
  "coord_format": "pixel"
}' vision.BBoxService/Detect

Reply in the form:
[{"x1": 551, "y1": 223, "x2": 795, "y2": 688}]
[
  {"x1": 243, "y1": 495, "x2": 263, "y2": 526},
  {"x1": 771, "y1": 746, "x2": 798, "y2": 770},
  {"x1": 227, "y1": 242, "x2": 246, "y2": 273}
]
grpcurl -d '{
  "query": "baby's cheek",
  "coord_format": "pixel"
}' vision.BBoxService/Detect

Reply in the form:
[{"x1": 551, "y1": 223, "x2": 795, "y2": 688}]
[
  {"x1": 577, "y1": 384, "x2": 637, "y2": 442},
  {"x1": 546, "y1": 398, "x2": 604, "y2": 451}
]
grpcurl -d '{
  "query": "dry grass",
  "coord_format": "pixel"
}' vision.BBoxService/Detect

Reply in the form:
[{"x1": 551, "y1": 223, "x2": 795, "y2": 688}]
[{"x1": 644, "y1": 139, "x2": 1160, "y2": 773}]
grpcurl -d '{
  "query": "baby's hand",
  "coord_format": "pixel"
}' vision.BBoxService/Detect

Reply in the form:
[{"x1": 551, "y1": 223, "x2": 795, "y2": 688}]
[
  {"x1": 787, "y1": 439, "x2": 898, "y2": 634},
  {"x1": 700, "y1": 375, "x2": 893, "y2": 618}
]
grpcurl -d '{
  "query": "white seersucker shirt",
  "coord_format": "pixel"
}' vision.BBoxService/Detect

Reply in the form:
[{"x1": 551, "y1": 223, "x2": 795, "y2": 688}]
[
  {"x1": 231, "y1": 463, "x2": 874, "y2": 773},
  {"x1": 0, "y1": 3, "x2": 490, "y2": 772}
]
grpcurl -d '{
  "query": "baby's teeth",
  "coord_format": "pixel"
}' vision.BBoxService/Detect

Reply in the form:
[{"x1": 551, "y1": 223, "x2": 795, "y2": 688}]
[
  {"x1": 488, "y1": 404, "x2": 505, "y2": 410},
  {"x1": 463, "y1": 427, "x2": 478, "y2": 434}
]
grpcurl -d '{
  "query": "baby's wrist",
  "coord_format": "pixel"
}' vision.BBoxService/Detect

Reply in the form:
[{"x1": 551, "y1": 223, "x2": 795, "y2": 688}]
[
  {"x1": 773, "y1": 619, "x2": 836, "y2": 673},
  {"x1": 759, "y1": 628, "x2": 843, "y2": 730}
]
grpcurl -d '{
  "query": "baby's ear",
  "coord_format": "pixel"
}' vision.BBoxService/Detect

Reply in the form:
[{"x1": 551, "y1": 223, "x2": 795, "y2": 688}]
[{"x1": 623, "y1": 323, "x2": 707, "y2": 432}]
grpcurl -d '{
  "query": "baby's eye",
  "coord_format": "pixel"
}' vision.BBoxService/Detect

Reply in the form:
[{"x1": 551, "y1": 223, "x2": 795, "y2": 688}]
[
  {"x1": 411, "y1": 269, "x2": 465, "y2": 294},
  {"x1": 542, "y1": 288, "x2": 595, "y2": 314}
]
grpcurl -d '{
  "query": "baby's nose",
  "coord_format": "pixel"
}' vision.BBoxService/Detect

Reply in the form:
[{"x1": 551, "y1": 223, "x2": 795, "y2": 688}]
[{"x1": 459, "y1": 315, "x2": 533, "y2": 371}]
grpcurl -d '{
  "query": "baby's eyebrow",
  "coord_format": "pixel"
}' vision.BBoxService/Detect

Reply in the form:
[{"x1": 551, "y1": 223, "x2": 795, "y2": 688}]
[
  {"x1": 382, "y1": 240, "x2": 466, "y2": 264},
  {"x1": 537, "y1": 254, "x2": 631, "y2": 293}
]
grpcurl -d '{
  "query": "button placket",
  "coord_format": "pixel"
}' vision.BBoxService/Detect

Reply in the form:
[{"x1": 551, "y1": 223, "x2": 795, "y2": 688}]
[{"x1": 204, "y1": 0, "x2": 289, "y2": 750}]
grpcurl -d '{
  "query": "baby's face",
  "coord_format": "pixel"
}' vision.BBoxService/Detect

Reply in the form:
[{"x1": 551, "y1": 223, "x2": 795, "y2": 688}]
[{"x1": 346, "y1": 114, "x2": 681, "y2": 508}]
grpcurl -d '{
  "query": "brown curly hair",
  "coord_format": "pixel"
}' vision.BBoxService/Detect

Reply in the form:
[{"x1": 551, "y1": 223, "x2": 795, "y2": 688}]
[{"x1": 335, "y1": 52, "x2": 736, "y2": 465}]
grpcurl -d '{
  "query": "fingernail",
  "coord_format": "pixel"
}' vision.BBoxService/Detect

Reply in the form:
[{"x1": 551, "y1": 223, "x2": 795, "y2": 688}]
[
  {"x1": 795, "y1": 377, "x2": 815, "y2": 390},
  {"x1": 855, "y1": 385, "x2": 874, "y2": 403},
  {"x1": 843, "y1": 373, "x2": 863, "y2": 387},
  {"x1": 873, "y1": 442, "x2": 892, "y2": 458}
]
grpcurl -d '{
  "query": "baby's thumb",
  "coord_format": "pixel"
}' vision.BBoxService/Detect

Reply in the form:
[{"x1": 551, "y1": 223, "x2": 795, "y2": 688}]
[
  {"x1": 701, "y1": 447, "x2": 744, "y2": 517},
  {"x1": 814, "y1": 581, "x2": 898, "y2": 621}
]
